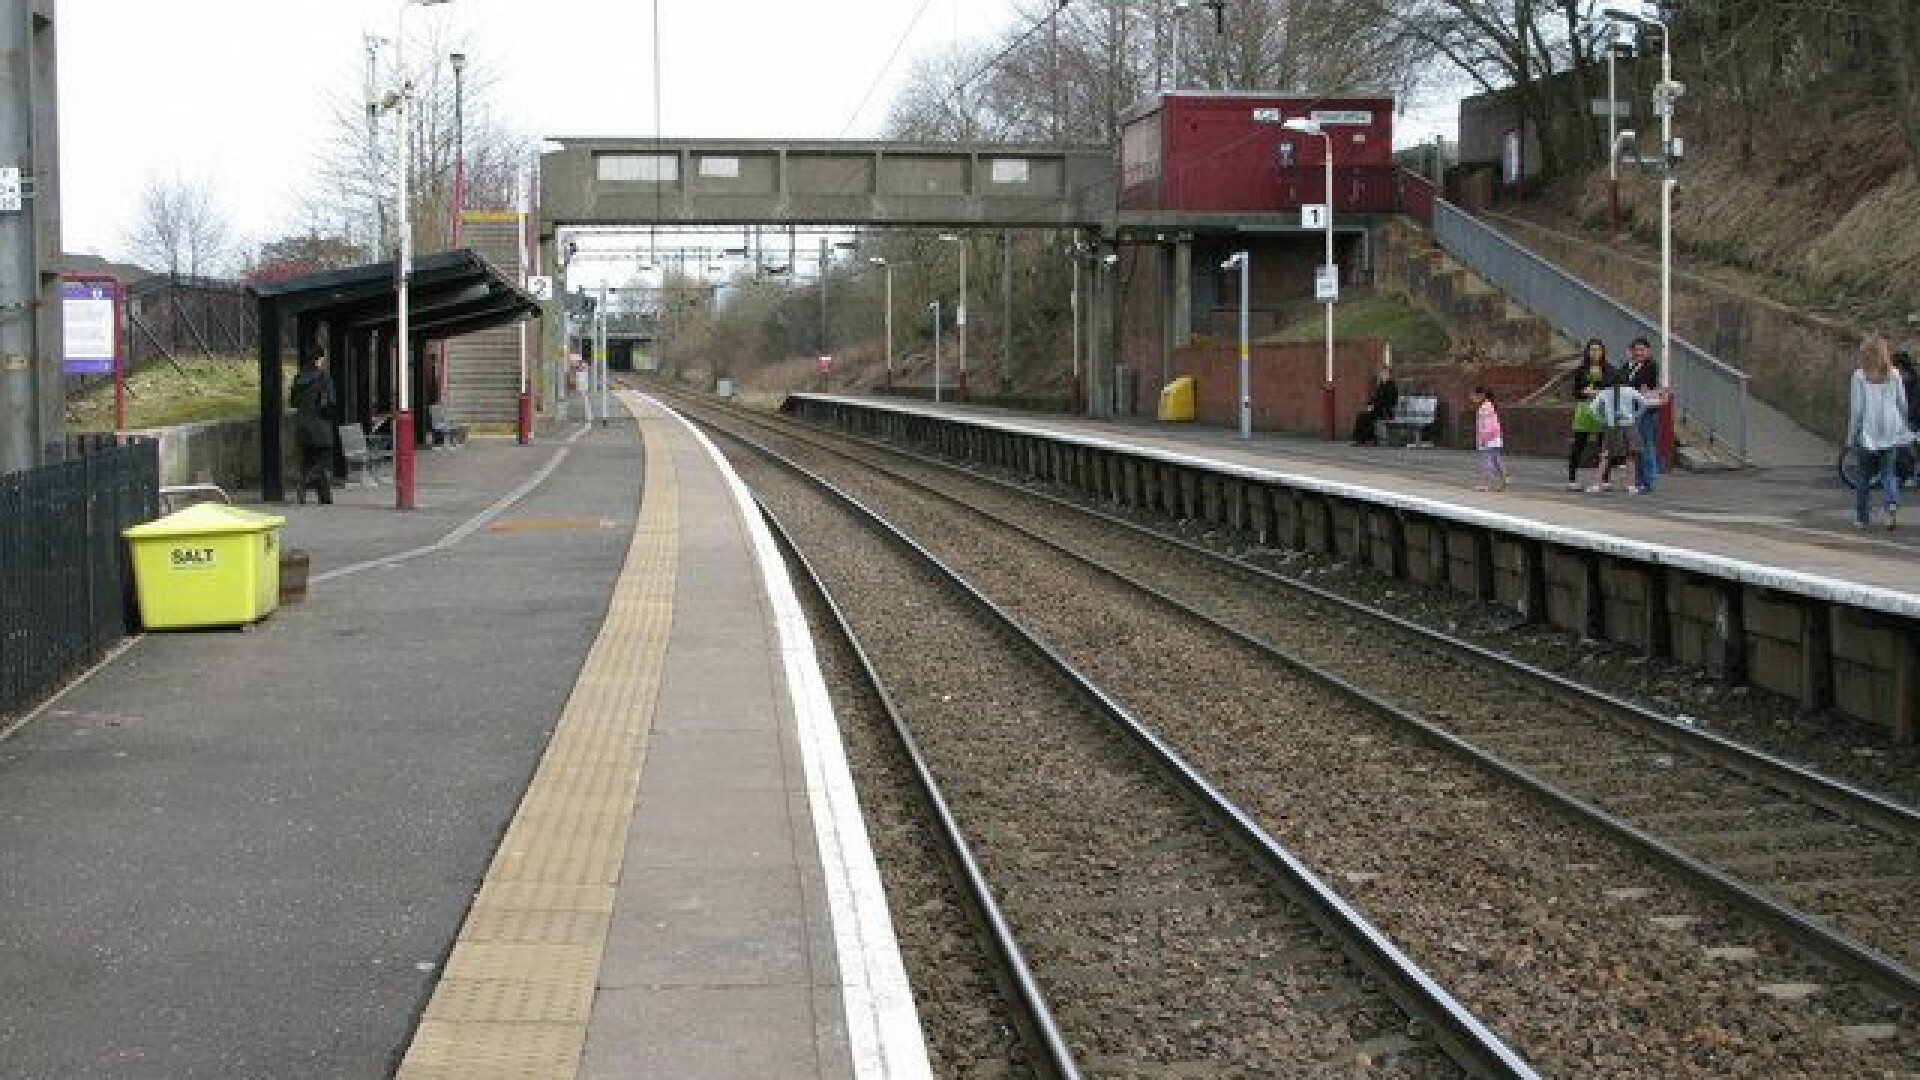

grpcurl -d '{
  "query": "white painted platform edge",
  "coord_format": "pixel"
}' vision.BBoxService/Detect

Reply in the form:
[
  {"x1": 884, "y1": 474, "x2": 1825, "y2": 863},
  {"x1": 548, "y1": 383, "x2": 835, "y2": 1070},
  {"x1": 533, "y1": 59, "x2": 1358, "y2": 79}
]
[
  {"x1": 659, "y1": 399, "x2": 935, "y2": 1080},
  {"x1": 803, "y1": 395, "x2": 1920, "y2": 620}
]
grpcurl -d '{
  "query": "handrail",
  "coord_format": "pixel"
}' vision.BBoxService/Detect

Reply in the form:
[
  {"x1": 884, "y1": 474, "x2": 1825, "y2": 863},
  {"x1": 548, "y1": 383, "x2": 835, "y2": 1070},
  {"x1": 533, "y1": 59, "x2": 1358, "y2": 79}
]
[{"x1": 1431, "y1": 198, "x2": 1750, "y2": 458}]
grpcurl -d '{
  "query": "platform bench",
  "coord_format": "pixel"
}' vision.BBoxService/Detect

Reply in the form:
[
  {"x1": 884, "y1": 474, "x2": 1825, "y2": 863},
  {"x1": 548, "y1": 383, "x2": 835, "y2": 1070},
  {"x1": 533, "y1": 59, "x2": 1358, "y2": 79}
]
[{"x1": 1382, "y1": 394, "x2": 1439, "y2": 447}]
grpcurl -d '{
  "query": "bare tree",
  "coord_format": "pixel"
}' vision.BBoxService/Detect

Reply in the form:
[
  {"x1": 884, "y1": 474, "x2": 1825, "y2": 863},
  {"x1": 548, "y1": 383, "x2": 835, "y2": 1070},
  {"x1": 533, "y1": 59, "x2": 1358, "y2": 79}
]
[
  {"x1": 302, "y1": 26, "x2": 536, "y2": 263},
  {"x1": 124, "y1": 174, "x2": 231, "y2": 278}
]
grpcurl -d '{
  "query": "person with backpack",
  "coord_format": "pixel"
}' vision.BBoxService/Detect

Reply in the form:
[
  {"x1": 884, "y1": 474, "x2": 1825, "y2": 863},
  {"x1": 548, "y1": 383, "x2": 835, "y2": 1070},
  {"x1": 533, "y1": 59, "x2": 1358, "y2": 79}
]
[
  {"x1": 1623, "y1": 336, "x2": 1663, "y2": 492},
  {"x1": 289, "y1": 353, "x2": 337, "y2": 505},
  {"x1": 1587, "y1": 366, "x2": 1647, "y2": 493}
]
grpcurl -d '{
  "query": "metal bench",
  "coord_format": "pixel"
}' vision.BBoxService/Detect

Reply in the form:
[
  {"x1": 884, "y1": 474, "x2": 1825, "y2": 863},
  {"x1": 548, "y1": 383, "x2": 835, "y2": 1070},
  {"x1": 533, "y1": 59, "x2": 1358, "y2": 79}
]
[
  {"x1": 159, "y1": 483, "x2": 231, "y2": 513},
  {"x1": 337, "y1": 422, "x2": 392, "y2": 487},
  {"x1": 1381, "y1": 394, "x2": 1439, "y2": 447},
  {"x1": 427, "y1": 403, "x2": 467, "y2": 447}
]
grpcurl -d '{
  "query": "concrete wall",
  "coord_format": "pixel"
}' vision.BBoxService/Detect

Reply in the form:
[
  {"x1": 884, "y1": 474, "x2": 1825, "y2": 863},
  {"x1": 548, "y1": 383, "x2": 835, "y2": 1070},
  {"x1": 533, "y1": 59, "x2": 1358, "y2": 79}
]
[{"x1": 130, "y1": 416, "x2": 299, "y2": 494}]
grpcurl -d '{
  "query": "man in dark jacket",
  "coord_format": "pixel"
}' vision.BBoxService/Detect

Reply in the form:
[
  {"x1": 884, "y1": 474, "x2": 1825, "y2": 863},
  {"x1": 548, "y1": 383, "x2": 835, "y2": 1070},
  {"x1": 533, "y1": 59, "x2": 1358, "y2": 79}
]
[
  {"x1": 289, "y1": 354, "x2": 336, "y2": 505},
  {"x1": 1350, "y1": 361, "x2": 1399, "y2": 445}
]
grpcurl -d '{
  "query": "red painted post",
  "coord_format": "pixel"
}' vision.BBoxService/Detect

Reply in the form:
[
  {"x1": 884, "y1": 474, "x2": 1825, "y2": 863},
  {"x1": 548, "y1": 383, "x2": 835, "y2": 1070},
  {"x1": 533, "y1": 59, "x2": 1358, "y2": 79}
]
[
  {"x1": 1322, "y1": 382, "x2": 1337, "y2": 441},
  {"x1": 393, "y1": 411, "x2": 417, "y2": 510},
  {"x1": 517, "y1": 391, "x2": 531, "y2": 445}
]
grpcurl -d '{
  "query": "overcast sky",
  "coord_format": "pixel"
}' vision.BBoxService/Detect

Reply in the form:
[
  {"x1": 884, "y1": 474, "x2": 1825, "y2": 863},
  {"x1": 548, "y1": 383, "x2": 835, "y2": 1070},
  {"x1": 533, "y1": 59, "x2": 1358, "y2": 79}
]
[
  {"x1": 56, "y1": 1, "x2": 1455, "y2": 267},
  {"x1": 56, "y1": 0, "x2": 1020, "y2": 262}
]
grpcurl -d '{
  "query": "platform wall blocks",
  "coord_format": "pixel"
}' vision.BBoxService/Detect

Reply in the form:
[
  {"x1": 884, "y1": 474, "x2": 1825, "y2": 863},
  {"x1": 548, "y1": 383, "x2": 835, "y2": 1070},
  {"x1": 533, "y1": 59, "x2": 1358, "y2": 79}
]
[
  {"x1": 1330, "y1": 501, "x2": 1365, "y2": 563},
  {"x1": 1599, "y1": 559, "x2": 1670, "y2": 657},
  {"x1": 1490, "y1": 536, "x2": 1546, "y2": 621},
  {"x1": 1365, "y1": 507, "x2": 1404, "y2": 577},
  {"x1": 1829, "y1": 606, "x2": 1918, "y2": 737},
  {"x1": 1542, "y1": 546, "x2": 1598, "y2": 638},
  {"x1": 1666, "y1": 573, "x2": 1742, "y2": 682},
  {"x1": 1741, "y1": 587, "x2": 1828, "y2": 711},
  {"x1": 1443, "y1": 526, "x2": 1493, "y2": 601},
  {"x1": 1403, "y1": 519, "x2": 1444, "y2": 586},
  {"x1": 1300, "y1": 496, "x2": 1332, "y2": 555}
]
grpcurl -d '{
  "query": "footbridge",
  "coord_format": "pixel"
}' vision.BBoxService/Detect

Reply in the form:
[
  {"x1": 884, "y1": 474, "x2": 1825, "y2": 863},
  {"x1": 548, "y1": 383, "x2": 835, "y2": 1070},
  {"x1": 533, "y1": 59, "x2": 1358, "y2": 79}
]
[{"x1": 538, "y1": 138, "x2": 1116, "y2": 231}]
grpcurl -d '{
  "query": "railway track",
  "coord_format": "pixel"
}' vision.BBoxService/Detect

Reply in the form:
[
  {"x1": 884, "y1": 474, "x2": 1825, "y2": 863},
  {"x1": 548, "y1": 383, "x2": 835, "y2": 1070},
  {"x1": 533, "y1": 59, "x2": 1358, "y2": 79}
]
[
  {"x1": 691, "y1": 411, "x2": 1535, "y2": 1078},
  {"x1": 645, "y1": 386, "x2": 1920, "y2": 1077}
]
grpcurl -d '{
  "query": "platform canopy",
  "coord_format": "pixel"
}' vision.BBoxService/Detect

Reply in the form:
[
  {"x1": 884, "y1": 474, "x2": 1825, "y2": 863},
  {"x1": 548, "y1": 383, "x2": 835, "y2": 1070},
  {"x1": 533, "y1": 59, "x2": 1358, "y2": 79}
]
[{"x1": 252, "y1": 248, "x2": 539, "y2": 502}]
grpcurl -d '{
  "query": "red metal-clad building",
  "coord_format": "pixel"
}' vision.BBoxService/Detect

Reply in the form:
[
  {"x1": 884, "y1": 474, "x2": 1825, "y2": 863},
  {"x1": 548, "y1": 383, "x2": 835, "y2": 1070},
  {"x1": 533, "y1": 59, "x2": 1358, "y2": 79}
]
[{"x1": 1120, "y1": 93, "x2": 1397, "y2": 215}]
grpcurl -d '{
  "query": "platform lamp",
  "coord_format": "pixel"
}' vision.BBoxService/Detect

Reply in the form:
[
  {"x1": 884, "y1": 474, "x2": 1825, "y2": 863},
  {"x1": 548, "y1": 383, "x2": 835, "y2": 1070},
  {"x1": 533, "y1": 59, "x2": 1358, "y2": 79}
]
[
  {"x1": 939, "y1": 233, "x2": 968, "y2": 400},
  {"x1": 1222, "y1": 251, "x2": 1250, "y2": 439},
  {"x1": 870, "y1": 257, "x2": 894, "y2": 390},
  {"x1": 392, "y1": 0, "x2": 456, "y2": 510},
  {"x1": 1282, "y1": 115, "x2": 1338, "y2": 440},
  {"x1": 1602, "y1": 0, "x2": 1679, "y2": 470}
]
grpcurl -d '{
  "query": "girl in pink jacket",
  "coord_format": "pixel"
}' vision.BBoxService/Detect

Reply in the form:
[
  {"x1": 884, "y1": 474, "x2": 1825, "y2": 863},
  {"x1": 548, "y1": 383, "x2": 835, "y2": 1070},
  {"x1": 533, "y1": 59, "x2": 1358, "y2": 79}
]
[{"x1": 1472, "y1": 386, "x2": 1508, "y2": 491}]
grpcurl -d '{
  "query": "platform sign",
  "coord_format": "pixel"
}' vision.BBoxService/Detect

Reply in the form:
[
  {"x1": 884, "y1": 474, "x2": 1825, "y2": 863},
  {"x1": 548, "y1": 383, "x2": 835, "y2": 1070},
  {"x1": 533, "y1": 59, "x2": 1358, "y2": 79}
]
[
  {"x1": 1301, "y1": 203, "x2": 1328, "y2": 230},
  {"x1": 525, "y1": 274, "x2": 553, "y2": 301},
  {"x1": 62, "y1": 280, "x2": 117, "y2": 375},
  {"x1": 1314, "y1": 264, "x2": 1340, "y2": 304},
  {"x1": 0, "y1": 166, "x2": 21, "y2": 213},
  {"x1": 1309, "y1": 110, "x2": 1372, "y2": 127}
]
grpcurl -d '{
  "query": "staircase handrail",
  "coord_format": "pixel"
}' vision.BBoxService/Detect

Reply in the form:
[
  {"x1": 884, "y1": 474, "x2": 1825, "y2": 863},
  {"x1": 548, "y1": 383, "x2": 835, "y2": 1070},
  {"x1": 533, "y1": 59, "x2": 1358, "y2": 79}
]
[{"x1": 1431, "y1": 197, "x2": 1750, "y2": 459}]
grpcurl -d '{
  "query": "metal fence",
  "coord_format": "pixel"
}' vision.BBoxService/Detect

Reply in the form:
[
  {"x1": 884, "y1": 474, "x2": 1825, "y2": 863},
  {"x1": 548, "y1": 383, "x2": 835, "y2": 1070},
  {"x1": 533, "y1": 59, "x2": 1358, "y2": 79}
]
[
  {"x1": 1432, "y1": 198, "x2": 1750, "y2": 458},
  {"x1": 1, "y1": 439, "x2": 159, "y2": 721}
]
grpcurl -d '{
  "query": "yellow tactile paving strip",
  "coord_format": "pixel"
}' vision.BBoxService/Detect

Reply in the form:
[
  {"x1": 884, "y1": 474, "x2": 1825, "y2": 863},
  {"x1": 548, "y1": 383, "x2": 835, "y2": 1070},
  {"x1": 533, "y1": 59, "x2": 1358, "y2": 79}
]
[{"x1": 395, "y1": 400, "x2": 677, "y2": 1080}]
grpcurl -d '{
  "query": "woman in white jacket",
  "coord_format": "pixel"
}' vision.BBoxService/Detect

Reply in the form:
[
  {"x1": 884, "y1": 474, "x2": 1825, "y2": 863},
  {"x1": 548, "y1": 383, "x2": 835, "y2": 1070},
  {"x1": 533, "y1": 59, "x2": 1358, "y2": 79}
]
[{"x1": 1849, "y1": 335, "x2": 1912, "y2": 530}]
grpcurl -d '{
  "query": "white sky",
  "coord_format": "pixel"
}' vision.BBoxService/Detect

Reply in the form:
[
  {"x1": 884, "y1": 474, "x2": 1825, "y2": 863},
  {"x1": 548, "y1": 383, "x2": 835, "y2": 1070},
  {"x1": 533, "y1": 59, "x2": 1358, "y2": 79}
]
[
  {"x1": 56, "y1": 0, "x2": 1016, "y2": 262},
  {"x1": 56, "y1": 0, "x2": 1458, "y2": 267}
]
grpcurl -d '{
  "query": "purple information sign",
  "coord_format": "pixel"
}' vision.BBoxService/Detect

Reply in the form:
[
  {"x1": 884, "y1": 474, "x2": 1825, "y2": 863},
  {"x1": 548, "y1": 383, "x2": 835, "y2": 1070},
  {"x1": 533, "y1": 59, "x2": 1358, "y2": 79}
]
[{"x1": 62, "y1": 280, "x2": 117, "y2": 375}]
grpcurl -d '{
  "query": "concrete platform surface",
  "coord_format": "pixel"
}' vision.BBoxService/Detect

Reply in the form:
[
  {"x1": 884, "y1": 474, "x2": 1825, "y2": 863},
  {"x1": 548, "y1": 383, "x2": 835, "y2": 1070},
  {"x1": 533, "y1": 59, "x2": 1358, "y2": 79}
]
[{"x1": 0, "y1": 399, "x2": 928, "y2": 1080}]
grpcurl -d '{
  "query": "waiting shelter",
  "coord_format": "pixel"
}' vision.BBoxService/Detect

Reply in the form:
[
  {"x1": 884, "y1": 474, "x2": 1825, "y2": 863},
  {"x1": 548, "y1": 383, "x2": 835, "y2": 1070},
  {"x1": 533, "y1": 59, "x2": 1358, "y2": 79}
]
[{"x1": 251, "y1": 250, "x2": 538, "y2": 502}]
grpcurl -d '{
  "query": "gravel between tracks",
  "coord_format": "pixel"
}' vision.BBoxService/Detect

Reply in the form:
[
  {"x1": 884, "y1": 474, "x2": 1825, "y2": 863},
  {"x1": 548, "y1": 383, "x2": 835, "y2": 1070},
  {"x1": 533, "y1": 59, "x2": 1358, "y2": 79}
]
[{"x1": 702, "y1": 412, "x2": 1920, "y2": 1080}]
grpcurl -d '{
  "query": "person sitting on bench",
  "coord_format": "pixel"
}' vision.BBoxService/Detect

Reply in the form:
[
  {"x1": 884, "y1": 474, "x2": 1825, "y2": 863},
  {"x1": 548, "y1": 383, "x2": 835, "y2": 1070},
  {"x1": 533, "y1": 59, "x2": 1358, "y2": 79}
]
[{"x1": 1351, "y1": 360, "x2": 1399, "y2": 445}]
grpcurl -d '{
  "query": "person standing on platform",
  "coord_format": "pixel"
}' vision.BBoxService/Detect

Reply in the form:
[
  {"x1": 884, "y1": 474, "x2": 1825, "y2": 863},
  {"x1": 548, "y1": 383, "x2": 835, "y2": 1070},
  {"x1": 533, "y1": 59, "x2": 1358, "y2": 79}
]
[
  {"x1": 1589, "y1": 367, "x2": 1646, "y2": 493},
  {"x1": 1471, "y1": 385, "x2": 1508, "y2": 492},
  {"x1": 1350, "y1": 360, "x2": 1399, "y2": 445},
  {"x1": 570, "y1": 353, "x2": 595, "y2": 425},
  {"x1": 1624, "y1": 337, "x2": 1663, "y2": 492},
  {"x1": 1848, "y1": 336, "x2": 1911, "y2": 529},
  {"x1": 1893, "y1": 350, "x2": 1918, "y2": 488},
  {"x1": 289, "y1": 353, "x2": 336, "y2": 505},
  {"x1": 1567, "y1": 339, "x2": 1609, "y2": 490}
]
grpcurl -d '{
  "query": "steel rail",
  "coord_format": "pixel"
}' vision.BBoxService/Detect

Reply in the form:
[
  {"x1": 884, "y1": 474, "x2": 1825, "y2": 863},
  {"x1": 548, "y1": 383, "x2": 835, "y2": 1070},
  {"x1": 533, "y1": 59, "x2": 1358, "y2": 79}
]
[
  {"x1": 753, "y1": 488, "x2": 1083, "y2": 1080},
  {"x1": 692, "y1": 407, "x2": 1544, "y2": 1080},
  {"x1": 685, "y1": 394, "x2": 1920, "y2": 1006}
]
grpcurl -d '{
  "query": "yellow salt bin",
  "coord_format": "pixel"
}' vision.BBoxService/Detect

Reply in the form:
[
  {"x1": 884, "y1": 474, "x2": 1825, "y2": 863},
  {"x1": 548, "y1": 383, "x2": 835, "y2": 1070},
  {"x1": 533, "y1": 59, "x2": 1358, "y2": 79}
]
[
  {"x1": 123, "y1": 503, "x2": 286, "y2": 629},
  {"x1": 1157, "y1": 376, "x2": 1196, "y2": 422}
]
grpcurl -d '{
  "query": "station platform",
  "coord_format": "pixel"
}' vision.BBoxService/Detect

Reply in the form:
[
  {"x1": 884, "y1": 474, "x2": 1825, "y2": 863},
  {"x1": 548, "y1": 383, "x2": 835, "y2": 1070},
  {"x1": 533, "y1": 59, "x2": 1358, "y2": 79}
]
[
  {"x1": 816, "y1": 396, "x2": 1917, "y2": 606},
  {"x1": 0, "y1": 393, "x2": 928, "y2": 1080}
]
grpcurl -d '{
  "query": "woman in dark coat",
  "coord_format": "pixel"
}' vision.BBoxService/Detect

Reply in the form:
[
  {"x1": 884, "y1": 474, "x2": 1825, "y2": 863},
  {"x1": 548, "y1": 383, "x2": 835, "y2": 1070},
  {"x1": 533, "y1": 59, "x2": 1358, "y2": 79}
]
[{"x1": 289, "y1": 354, "x2": 336, "y2": 505}]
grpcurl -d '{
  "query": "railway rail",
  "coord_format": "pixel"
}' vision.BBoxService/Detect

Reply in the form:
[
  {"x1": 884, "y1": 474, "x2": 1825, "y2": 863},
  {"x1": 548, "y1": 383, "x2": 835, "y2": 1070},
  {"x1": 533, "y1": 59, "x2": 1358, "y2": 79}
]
[
  {"x1": 691, "y1": 413, "x2": 1535, "y2": 1077},
  {"x1": 645, "y1": 384, "x2": 1920, "y2": 1077}
]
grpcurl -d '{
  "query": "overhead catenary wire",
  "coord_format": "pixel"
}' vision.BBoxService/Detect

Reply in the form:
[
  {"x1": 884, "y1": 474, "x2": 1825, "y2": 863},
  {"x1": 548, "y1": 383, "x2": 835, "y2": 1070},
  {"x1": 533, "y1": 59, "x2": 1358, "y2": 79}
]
[{"x1": 840, "y1": 0, "x2": 941, "y2": 137}]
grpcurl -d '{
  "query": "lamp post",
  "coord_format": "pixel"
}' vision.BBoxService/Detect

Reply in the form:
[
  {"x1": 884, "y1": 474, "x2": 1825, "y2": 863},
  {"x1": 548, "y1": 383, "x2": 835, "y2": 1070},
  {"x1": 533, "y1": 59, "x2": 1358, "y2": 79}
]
[
  {"x1": 1283, "y1": 116, "x2": 1337, "y2": 440},
  {"x1": 449, "y1": 51, "x2": 466, "y2": 246},
  {"x1": 870, "y1": 257, "x2": 894, "y2": 390},
  {"x1": 939, "y1": 233, "x2": 968, "y2": 400},
  {"x1": 392, "y1": 0, "x2": 455, "y2": 511},
  {"x1": 1169, "y1": 0, "x2": 1191, "y2": 91},
  {"x1": 1602, "y1": 1, "x2": 1678, "y2": 468},
  {"x1": 928, "y1": 299, "x2": 943, "y2": 404},
  {"x1": 1223, "y1": 251, "x2": 1250, "y2": 439}
]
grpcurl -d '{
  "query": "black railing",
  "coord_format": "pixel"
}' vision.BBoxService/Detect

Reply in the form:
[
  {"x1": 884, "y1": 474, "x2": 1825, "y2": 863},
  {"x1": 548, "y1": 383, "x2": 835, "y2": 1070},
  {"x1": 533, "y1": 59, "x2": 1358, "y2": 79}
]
[{"x1": 1, "y1": 440, "x2": 159, "y2": 721}]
